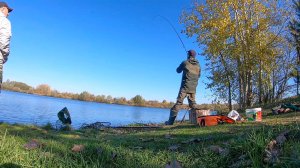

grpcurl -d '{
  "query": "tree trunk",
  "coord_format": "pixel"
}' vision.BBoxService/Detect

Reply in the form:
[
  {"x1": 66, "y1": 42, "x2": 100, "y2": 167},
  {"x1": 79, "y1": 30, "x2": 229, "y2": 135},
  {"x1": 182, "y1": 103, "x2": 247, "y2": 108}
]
[
  {"x1": 272, "y1": 70, "x2": 275, "y2": 102},
  {"x1": 219, "y1": 52, "x2": 233, "y2": 111},
  {"x1": 238, "y1": 60, "x2": 245, "y2": 110},
  {"x1": 259, "y1": 60, "x2": 262, "y2": 104},
  {"x1": 246, "y1": 70, "x2": 253, "y2": 107},
  {"x1": 228, "y1": 81, "x2": 232, "y2": 111},
  {"x1": 297, "y1": 46, "x2": 300, "y2": 96},
  {"x1": 297, "y1": 70, "x2": 299, "y2": 96}
]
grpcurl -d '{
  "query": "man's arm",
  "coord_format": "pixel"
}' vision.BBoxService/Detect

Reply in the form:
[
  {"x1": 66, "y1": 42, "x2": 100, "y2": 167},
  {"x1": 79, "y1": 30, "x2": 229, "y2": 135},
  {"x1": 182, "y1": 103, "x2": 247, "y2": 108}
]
[
  {"x1": 176, "y1": 61, "x2": 184, "y2": 73},
  {"x1": 198, "y1": 64, "x2": 201, "y2": 78},
  {"x1": 0, "y1": 18, "x2": 12, "y2": 61}
]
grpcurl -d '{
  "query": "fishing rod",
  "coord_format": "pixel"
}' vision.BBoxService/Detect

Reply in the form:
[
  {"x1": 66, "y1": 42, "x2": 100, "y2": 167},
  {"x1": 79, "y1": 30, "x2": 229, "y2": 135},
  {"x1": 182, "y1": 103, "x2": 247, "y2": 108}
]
[
  {"x1": 180, "y1": 109, "x2": 189, "y2": 123},
  {"x1": 156, "y1": 15, "x2": 187, "y2": 53}
]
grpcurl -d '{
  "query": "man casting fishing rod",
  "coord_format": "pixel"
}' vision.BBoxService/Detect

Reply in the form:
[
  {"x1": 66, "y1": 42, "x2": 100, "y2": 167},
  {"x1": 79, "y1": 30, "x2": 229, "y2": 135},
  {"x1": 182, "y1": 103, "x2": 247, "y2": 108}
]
[
  {"x1": 157, "y1": 15, "x2": 201, "y2": 125},
  {"x1": 165, "y1": 50, "x2": 201, "y2": 125}
]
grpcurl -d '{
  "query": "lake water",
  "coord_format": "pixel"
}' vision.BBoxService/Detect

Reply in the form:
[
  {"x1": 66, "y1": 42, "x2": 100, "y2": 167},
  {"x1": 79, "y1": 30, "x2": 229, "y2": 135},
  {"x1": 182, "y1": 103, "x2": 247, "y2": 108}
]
[{"x1": 0, "y1": 91, "x2": 187, "y2": 128}]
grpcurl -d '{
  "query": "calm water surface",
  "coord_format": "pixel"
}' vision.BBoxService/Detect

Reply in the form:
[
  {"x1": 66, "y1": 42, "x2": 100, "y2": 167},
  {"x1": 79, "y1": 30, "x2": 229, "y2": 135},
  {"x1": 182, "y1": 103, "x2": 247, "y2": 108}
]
[{"x1": 0, "y1": 91, "x2": 187, "y2": 128}]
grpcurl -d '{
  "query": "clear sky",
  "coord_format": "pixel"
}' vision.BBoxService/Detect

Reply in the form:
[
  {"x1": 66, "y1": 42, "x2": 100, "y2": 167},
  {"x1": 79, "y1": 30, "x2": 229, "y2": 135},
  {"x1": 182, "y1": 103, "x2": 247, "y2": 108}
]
[{"x1": 3, "y1": 0, "x2": 213, "y2": 103}]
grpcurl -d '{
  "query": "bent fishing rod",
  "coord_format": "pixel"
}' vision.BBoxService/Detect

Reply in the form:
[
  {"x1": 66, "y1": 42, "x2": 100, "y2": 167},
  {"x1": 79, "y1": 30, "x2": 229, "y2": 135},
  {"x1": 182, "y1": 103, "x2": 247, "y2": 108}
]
[{"x1": 156, "y1": 15, "x2": 187, "y2": 53}]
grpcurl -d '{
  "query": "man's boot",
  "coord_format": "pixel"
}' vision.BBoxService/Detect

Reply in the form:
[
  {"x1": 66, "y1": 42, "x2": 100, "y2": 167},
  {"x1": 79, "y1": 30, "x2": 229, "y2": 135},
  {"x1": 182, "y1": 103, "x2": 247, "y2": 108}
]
[{"x1": 165, "y1": 116, "x2": 176, "y2": 125}]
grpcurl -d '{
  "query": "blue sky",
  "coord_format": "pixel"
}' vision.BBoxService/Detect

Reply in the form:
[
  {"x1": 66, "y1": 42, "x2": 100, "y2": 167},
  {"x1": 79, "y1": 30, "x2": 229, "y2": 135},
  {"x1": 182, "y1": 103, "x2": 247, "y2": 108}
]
[{"x1": 3, "y1": 0, "x2": 213, "y2": 103}]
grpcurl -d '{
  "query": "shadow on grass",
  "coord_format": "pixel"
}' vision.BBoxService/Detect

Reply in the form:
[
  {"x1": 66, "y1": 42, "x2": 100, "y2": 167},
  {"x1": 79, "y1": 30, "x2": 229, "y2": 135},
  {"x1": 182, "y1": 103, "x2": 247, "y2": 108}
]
[
  {"x1": 0, "y1": 163, "x2": 22, "y2": 168},
  {"x1": 266, "y1": 111, "x2": 300, "y2": 118}
]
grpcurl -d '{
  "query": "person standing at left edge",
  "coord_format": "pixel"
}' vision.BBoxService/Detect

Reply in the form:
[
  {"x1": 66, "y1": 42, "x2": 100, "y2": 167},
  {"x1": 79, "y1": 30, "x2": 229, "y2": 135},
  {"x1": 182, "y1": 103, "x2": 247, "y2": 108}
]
[{"x1": 0, "y1": 1, "x2": 12, "y2": 91}]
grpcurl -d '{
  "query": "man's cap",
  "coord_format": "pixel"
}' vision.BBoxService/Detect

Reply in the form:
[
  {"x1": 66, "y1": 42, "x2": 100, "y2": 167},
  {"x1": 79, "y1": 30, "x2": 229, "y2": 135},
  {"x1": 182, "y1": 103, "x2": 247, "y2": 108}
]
[
  {"x1": 0, "y1": 2, "x2": 12, "y2": 12},
  {"x1": 188, "y1": 50, "x2": 197, "y2": 57}
]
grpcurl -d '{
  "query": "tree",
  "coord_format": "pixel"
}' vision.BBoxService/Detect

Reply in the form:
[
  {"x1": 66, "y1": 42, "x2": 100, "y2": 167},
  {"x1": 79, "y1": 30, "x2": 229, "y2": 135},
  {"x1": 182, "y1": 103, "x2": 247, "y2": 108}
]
[
  {"x1": 181, "y1": 0, "x2": 291, "y2": 109},
  {"x1": 289, "y1": 0, "x2": 300, "y2": 95},
  {"x1": 106, "y1": 95, "x2": 113, "y2": 103},
  {"x1": 95, "y1": 95, "x2": 106, "y2": 103},
  {"x1": 272, "y1": 45, "x2": 295, "y2": 100},
  {"x1": 2, "y1": 80, "x2": 32, "y2": 92},
  {"x1": 35, "y1": 84, "x2": 51, "y2": 95},
  {"x1": 114, "y1": 97, "x2": 127, "y2": 105},
  {"x1": 78, "y1": 91, "x2": 94, "y2": 101},
  {"x1": 206, "y1": 51, "x2": 236, "y2": 110},
  {"x1": 131, "y1": 95, "x2": 145, "y2": 106}
]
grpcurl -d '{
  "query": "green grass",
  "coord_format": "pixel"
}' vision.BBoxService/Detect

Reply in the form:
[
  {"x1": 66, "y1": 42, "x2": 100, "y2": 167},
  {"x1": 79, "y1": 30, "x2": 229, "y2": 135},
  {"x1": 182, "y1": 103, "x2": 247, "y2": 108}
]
[{"x1": 0, "y1": 112, "x2": 299, "y2": 168}]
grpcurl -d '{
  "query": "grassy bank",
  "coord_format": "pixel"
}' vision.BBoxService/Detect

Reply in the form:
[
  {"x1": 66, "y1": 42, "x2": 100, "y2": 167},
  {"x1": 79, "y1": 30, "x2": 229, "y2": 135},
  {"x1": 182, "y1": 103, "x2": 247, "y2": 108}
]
[{"x1": 0, "y1": 112, "x2": 299, "y2": 168}]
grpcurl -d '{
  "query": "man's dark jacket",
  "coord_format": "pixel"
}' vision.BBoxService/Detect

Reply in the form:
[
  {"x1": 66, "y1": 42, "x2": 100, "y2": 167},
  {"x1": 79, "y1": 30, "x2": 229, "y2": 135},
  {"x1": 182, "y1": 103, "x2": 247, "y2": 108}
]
[{"x1": 177, "y1": 57, "x2": 201, "y2": 93}]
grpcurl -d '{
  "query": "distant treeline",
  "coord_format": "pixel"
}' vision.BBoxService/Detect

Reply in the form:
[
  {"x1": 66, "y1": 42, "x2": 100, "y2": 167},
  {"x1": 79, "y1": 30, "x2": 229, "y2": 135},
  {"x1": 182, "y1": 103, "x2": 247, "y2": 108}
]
[
  {"x1": 1, "y1": 80, "x2": 174, "y2": 108},
  {"x1": 1, "y1": 80, "x2": 231, "y2": 112}
]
